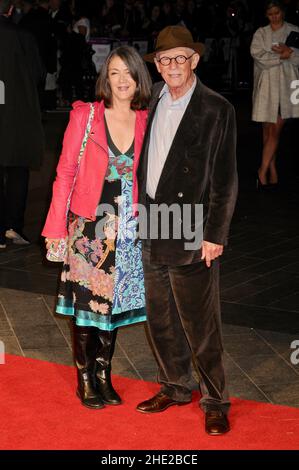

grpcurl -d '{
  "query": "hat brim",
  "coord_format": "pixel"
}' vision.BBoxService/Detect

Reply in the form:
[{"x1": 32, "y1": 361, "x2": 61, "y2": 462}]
[{"x1": 143, "y1": 42, "x2": 205, "y2": 63}]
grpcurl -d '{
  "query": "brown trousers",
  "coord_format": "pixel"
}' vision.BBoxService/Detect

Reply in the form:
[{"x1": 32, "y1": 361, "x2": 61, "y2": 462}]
[{"x1": 142, "y1": 244, "x2": 230, "y2": 413}]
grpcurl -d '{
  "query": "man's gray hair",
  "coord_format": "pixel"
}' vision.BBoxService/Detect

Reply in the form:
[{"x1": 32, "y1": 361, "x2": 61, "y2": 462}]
[{"x1": 0, "y1": 0, "x2": 13, "y2": 14}]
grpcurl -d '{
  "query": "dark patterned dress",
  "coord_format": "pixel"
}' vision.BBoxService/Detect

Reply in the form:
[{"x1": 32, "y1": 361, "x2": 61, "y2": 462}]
[{"x1": 56, "y1": 120, "x2": 146, "y2": 331}]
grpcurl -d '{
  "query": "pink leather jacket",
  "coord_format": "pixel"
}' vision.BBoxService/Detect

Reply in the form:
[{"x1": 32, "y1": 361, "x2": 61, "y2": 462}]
[{"x1": 42, "y1": 100, "x2": 148, "y2": 238}]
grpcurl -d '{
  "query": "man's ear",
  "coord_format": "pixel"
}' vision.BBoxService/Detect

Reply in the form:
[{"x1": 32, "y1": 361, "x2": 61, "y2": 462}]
[
  {"x1": 154, "y1": 57, "x2": 161, "y2": 74},
  {"x1": 191, "y1": 53, "x2": 200, "y2": 70}
]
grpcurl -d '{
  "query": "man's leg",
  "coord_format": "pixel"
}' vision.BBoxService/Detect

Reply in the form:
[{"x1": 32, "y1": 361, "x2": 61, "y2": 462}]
[
  {"x1": 141, "y1": 244, "x2": 194, "y2": 402},
  {"x1": 5, "y1": 166, "x2": 30, "y2": 243},
  {"x1": 169, "y1": 259, "x2": 230, "y2": 414},
  {"x1": 0, "y1": 167, "x2": 6, "y2": 247}
]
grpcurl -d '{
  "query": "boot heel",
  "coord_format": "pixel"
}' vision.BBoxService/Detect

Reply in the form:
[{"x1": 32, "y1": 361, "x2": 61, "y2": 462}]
[
  {"x1": 95, "y1": 329, "x2": 122, "y2": 405},
  {"x1": 76, "y1": 388, "x2": 105, "y2": 409},
  {"x1": 96, "y1": 369, "x2": 122, "y2": 405},
  {"x1": 73, "y1": 323, "x2": 105, "y2": 410}
]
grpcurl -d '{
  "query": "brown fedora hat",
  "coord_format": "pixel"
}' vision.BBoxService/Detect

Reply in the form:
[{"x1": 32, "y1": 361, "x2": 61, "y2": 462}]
[{"x1": 144, "y1": 25, "x2": 205, "y2": 63}]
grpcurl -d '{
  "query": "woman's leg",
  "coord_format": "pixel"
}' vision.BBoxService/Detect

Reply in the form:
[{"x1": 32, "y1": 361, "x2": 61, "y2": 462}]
[
  {"x1": 95, "y1": 328, "x2": 122, "y2": 405},
  {"x1": 269, "y1": 116, "x2": 285, "y2": 184},
  {"x1": 73, "y1": 321, "x2": 105, "y2": 409},
  {"x1": 269, "y1": 155, "x2": 278, "y2": 184},
  {"x1": 259, "y1": 117, "x2": 285, "y2": 185}
]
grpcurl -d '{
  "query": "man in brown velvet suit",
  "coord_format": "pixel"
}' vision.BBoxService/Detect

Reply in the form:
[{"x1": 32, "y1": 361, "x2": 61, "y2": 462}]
[{"x1": 136, "y1": 26, "x2": 238, "y2": 435}]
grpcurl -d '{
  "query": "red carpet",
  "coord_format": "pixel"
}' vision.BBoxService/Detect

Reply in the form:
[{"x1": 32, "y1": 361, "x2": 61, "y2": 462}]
[{"x1": 0, "y1": 354, "x2": 299, "y2": 450}]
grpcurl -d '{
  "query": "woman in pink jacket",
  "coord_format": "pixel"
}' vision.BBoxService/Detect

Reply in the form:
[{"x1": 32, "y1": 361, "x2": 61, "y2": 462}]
[{"x1": 42, "y1": 46, "x2": 151, "y2": 409}]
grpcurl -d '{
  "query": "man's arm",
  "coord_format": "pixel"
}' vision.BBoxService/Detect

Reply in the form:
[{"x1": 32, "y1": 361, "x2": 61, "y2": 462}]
[
  {"x1": 202, "y1": 102, "x2": 238, "y2": 265},
  {"x1": 19, "y1": 29, "x2": 46, "y2": 86}
]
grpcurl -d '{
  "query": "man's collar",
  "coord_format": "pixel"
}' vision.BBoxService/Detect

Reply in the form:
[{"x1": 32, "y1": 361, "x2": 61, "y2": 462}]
[{"x1": 158, "y1": 75, "x2": 197, "y2": 105}]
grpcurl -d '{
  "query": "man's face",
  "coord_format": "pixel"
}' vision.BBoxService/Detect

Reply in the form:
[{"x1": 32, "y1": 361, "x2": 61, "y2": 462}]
[{"x1": 154, "y1": 47, "x2": 199, "y2": 91}]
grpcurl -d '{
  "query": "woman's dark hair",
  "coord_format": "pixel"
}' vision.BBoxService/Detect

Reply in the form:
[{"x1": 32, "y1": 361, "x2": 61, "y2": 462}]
[
  {"x1": 95, "y1": 46, "x2": 152, "y2": 110},
  {"x1": 265, "y1": 0, "x2": 285, "y2": 13}
]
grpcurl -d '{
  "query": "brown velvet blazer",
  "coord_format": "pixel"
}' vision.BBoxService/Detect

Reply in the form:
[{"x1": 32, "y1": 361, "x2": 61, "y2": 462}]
[{"x1": 137, "y1": 77, "x2": 238, "y2": 266}]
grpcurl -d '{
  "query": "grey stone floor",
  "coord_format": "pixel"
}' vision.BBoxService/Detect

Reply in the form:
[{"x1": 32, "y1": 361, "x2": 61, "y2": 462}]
[{"x1": 1, "y1": 97, "x2": 299, "y2": 408}]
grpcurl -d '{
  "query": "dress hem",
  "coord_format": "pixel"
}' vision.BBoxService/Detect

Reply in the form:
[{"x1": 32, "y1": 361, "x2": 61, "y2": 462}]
[{"x1": 56, "y1": 305, "x2": 146, "y2": 331}]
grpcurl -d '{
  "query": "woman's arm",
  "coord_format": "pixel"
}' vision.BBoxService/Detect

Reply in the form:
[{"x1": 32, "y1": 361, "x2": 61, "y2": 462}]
[
  {"x1": 250, "y1": 28, "x2": 281, "y2": 69},
  {"x1": 288, "y1": 47, "x2": 299, "y2": 66},
  {"x1": 41, "y1": 103, "x2": 88, "y2": 238}
]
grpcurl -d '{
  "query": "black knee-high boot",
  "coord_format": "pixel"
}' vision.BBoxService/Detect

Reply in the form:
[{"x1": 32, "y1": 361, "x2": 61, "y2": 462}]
[
  {"x1": 73, "y1": 322, "x2": 105, "y2": 409},
  {"x1": 95, "y1": 329, "x2": 122, "y2": 405}
]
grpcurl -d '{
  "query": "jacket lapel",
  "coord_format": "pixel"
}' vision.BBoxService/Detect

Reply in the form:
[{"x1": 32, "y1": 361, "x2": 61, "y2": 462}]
[
  {"x1": 155, "y1": 78, "x2": 203, "y2": 194},
  {"x1": 138, "y1": 84, "x2": 164, "y2": 181},
  {"x1": 133, "y1": 110, "x2": 147, "y2": 177},
  {"x1": 88, "y1": 101, "x2": 108, "y2": 156}
]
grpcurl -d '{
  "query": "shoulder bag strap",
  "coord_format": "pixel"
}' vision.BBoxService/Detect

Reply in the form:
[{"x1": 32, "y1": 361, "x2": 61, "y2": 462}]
[{"x1": 65, "y1": 102, "x2": 95, "y2": 216}]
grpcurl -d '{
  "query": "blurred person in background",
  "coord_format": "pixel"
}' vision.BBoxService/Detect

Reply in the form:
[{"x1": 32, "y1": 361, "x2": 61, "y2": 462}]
[
  {"x1": 251, "y1": 0, "x2": 299, "y2": 188},
  {"x1": 0, "y1": 0, "x2": 45, "y2": 248},
  {"x1": 11, "y1": 0, "x2": 23, "y2": 23},
  {"x1": 20, "y1": 0, "x2": 57, "y2": 110},
  {"x1": 58, "y1": 0, "x2": 92, "y2": 103},
  {"x1": 160, "y1": 1, "x2": 177, "y2": 27},
  {"x1": 72, "y1": 0, "x2": 90, "y2": 41},
  {"x1": 99, "y1": 0, "x2": 122, "y2": 37}
]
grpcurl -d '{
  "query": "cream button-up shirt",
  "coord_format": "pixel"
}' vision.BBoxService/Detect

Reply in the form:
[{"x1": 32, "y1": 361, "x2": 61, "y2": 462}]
[{"x1": 146, "y1": 77, "x2": 196, "y2": 199}]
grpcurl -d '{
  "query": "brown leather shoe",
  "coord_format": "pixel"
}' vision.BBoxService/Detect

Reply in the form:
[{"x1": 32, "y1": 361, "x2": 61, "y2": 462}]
[
  {"x1": 136, "y1": 392, "x2": 190, "y2": 414},
  {"x1": 205, "y1": 410, "x2": 230, "y2": 435}
]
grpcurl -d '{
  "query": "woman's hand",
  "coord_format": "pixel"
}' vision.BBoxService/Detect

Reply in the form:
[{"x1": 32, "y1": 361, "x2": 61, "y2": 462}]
[
  {"x1": 45, "y1": 238, "x2": 61, "y2": 251},
  {"x1": 272, "y1": 43, "x2": 293, "y2": 59}
]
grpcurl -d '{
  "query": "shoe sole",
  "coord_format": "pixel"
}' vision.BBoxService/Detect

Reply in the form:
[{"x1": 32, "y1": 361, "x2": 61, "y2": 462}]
[
  {"x1": 5, "y1": 237, "x2": 30, "y2": 245},
  {"x1": 101, "y1": 398, "x2": 122, "y2": 406},
  {"x1": 136, "y1": 401, "x2": 191, "y2": 414},
  {"x1": 10, "y1": 239, "x2": 30, "y2": 245},
  {"x1": 5, "y1": 232, "x2": 30, "y2": 245},
  {"x1": 206, "y1": 428, "x2": 230, "y2": 436},
  {"x1": 76, "y1": 390, "x2": 105, "y2": 409},
  {"x1": 95, "y1": 382, "x2": 122, "y2": 405}
]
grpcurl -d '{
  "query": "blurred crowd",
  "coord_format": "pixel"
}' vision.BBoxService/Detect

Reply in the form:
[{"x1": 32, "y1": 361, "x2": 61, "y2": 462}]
[{"x1": 9, "y1": 0, "x2": 299, "y2": 106}]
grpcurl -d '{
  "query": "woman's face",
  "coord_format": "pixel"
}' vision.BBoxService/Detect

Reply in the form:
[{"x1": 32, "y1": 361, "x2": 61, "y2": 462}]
[
  {"x1": 108, "y1": 55, "x2": 137, "y2": 104},
  {"x1": 152, "y1": 6, "x2": 160, "y2": 20},
  {"x1": 266, "y1": 6, "x2": 284, "y2": 26}
]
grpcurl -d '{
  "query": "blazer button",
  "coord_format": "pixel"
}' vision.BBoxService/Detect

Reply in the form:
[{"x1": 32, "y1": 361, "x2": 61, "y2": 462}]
[
  {"x1": 183, "y1": 167, "x2": 189, "y2": 173},
  {"x1": 178, "y1": 192, "x2": 183, "y2": 198}
]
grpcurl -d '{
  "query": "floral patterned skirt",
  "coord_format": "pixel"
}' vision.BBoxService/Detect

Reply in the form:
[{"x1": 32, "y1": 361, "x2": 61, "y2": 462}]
[{"x1": 56, "y1": 178, "x2": 146, "y2": 331}]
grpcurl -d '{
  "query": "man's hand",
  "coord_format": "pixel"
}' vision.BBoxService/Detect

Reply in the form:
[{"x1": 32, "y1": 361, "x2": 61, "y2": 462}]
[
  {"x1": 201, "y1": 240, "x2": 224, "y2": 268},
  {"x1": 272, "y1": 43, "x2": 293, "y2": 59}
]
